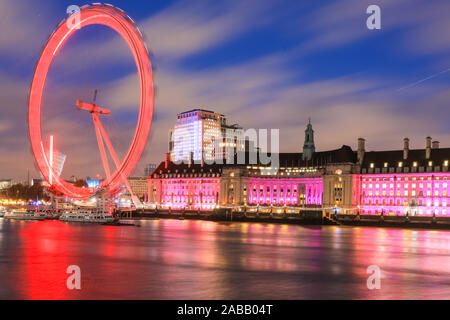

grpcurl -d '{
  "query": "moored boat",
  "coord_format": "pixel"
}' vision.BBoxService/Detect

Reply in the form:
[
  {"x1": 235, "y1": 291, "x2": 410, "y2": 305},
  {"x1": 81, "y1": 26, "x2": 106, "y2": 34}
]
[
  {"x1": 59, "y1": 208, "x2": 117, "y2": 223},
  {"x1": 4, "y1": 208, "x2": 46, "y2": 220},
  {"x1": 37, "y1": 207, "x2": 62, "y2": 220}
]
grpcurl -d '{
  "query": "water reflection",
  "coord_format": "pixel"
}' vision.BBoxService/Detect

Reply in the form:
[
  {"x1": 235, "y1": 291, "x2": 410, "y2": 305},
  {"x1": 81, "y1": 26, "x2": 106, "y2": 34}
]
[{"x1": 0, "y1": 218, "x2": 449, "y2": 299}]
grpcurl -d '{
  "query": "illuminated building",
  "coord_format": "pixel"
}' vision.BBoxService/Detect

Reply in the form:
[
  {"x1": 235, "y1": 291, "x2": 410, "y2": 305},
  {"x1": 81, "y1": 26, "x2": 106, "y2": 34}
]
[
  {"x1": 169, "y1": 109, "x2": 244, "y2": 162},
  {"x1": 148, "y1": 156, "x2": 222, "y2": 210},
  {"x1": 31, "y1": 178, "x2": 43, "y2": 186},
  {"x1": 150, "y1": 121, "x2": 341, "y2": 211},
  {"x1": 357, "y1": 137, "x2": 450, "y2": 216},
  {"x1": 150, "y1": 120, "x2": 450, "y2": 216},
  {"x1": 86, "y1": 180, "x2": 100, "y2": 188},
  {"x1": 0, "y1": 179, "x2": 12, "y2": 190},
  {"x1": 126, "y1": 177, "x2": 148, "y2": 199}
]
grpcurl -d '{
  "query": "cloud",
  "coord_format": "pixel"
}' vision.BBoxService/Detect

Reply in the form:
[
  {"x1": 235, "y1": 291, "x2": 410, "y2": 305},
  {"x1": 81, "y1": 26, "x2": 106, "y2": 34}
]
[
  {"x1": 0, "y1": 0, "x2": 54, "y2": 58},
  {"x1": 58, "y1": 0, "x2": 281, "y2": 73},
  {"x1": 293, "y1": 0, "x2": 450, "y2": 63}
]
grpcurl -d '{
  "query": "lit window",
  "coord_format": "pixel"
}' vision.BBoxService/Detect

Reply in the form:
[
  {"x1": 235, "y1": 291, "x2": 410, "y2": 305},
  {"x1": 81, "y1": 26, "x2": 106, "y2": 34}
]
[
  {"x1": 444, "y1": 160, "x2": 449, "y2": 166},
  {"x1": 384, "y1": 162, "x2": 388, "y2": 168},
  {"x1": 370, "y1": 163, "x2": 374, "y2": 168},
  {"x1": 413, "y1": 162, "x2": 418, "y2": 167},
  {"x1": 398, "y1": 162, "x2": 403, "y2": 167},
  {"x1": 428, "y1": 161, "x2": 433, "y2": 167}
]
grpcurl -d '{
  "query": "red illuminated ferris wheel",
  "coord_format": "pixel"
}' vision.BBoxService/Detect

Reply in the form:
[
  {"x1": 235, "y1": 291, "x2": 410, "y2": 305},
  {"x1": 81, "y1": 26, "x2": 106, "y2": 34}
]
[{"x1": 28, "y1": 4, "x2": 154, "y2": 200}]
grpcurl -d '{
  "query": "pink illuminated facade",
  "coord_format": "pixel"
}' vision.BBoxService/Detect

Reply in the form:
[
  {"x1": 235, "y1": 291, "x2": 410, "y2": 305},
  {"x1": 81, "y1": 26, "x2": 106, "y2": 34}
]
[
  {"x1": 158, "y1": 177, "x2": 220, "y2": 210},
  {"x1": 148, "y1": 119, "x2": 450, "y2": 218},
  {"x1": 148, "y1": 164, "x2": 324, "y2": 211},
  {"x1": 247, "y1": 177, "x2": 322, "y2": 206},
  {"x1": 358, "y1": 173, "x2": 450, "y2": 216}
]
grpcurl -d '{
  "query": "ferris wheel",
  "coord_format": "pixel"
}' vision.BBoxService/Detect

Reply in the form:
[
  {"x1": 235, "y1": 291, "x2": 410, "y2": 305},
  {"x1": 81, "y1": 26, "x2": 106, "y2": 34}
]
[{"x1": 28, "y1": 4, "x2": 154, "y2": 201}]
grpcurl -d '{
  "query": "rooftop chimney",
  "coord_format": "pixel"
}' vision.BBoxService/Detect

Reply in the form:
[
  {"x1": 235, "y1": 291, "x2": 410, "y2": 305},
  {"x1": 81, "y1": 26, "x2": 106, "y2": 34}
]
[
  {"x1": 426, "y1": 136, "x2": 432, "y2": 159},
  {"x1": 357, "y1": 138, "x2": 365, "y2": 165},
  {"x1": 188, "y1": 151, "x2": 194, "y2": 168},
  {"x1": 165, "y1": 152, "x2": 170, "y2": 169},
  {"x1": 432, "y1": 140, "x2": 440, "y2": 149},
  {"x1": 403, "y1": 138, "x2": 409, "y2": 160}
]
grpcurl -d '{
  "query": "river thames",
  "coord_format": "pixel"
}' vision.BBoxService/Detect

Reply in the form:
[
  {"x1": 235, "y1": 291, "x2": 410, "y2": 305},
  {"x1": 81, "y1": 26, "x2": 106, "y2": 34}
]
[{"x1": 0, "y1": 218, "x2": 449, "y2": 299}]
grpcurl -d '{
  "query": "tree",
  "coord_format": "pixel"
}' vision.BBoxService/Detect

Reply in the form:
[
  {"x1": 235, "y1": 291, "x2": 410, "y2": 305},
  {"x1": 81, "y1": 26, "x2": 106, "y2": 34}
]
[{"x1": 1, "y1": 183, "x2": 49, "y2": 201}]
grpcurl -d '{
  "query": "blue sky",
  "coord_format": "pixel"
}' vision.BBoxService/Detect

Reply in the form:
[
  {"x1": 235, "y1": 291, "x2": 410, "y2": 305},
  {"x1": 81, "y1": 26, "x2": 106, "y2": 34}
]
[{"x1": 1, "y1": 0, "x2": 450, "y2": 181}]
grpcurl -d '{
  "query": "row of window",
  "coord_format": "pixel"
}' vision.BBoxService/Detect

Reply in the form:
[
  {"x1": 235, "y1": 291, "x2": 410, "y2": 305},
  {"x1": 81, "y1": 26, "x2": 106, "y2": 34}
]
[
  {"x1": 362, "y1": 176, "x2": 448, "y2": 182},
  {"x1": 364, "y1": 190, "x2": 448, "y2": 197},
  {"x1": 369, "y1": 160, "x2": 449, "y2": 169},
  {"x1": 361, "y1": 209, "x2": 448, "y2": 215},
  {"x1": 363, "y1": 182, "x2": 448, "y2": 189},
  {"x1": 362, "y1": 199, "x2": 448, "y2": 206}
]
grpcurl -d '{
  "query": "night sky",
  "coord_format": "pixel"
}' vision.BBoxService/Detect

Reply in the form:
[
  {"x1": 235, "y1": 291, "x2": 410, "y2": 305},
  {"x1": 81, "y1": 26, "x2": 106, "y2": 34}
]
[{"x1": 1, "y1": 0, "x2": 450, "y2": 181}]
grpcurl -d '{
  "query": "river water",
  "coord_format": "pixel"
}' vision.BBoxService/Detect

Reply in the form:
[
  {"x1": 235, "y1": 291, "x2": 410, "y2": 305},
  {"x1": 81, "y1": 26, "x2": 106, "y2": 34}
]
[{"x1": 0, "y1": 218, "x2": 449, "y2": 299}]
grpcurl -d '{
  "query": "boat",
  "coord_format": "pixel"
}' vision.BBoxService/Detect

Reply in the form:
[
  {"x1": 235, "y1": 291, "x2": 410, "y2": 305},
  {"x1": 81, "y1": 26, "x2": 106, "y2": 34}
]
[
  {"x1": 59, "y1": 208, "x2": 117, "y2": 223},
  {"x1": 4, "y1": 208, "x2": 46, "y2": 220},
  {"x1": 37, "y1": 207, "x2": 62, "y2": 220}
]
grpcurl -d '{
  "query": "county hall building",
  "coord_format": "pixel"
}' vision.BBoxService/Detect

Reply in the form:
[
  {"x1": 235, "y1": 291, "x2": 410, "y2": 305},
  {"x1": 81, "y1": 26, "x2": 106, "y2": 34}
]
[{"x1": 148, "y1": 110, "x2": 450, "y2": 217}]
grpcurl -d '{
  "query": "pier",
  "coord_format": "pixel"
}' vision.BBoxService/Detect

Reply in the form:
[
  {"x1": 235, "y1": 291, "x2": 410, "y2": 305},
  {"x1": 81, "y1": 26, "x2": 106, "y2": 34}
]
[{"x1": 117, "y1": 207, "x2": 450, "y2": 229}]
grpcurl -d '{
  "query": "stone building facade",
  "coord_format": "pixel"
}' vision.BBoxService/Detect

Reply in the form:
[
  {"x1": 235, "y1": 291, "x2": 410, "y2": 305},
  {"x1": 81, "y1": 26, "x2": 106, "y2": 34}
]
[{"x1": 148, "y1": 122, "x2": 450, "y2": 217}]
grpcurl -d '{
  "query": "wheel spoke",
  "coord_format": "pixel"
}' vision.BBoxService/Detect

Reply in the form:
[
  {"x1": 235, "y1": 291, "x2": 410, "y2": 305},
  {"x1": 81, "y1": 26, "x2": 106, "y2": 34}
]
[{"x1": 92, "y1": 113, "x2": 111, "y2": 179}]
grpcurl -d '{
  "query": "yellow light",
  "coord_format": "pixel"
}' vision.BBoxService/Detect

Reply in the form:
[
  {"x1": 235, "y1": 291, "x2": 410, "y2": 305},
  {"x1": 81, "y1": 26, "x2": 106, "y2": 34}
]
[
  {"x1": 398, "y1": 161, "x2": 403, "y2": 167},
  {"x1": 413, "y1": 162, "x2": 417, "y2": 167},
  {"x1": 445, "y1": 160, "x2": 448, "y2": 167}
]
